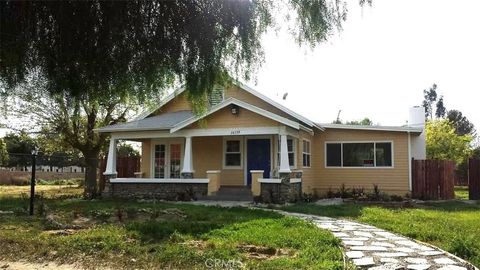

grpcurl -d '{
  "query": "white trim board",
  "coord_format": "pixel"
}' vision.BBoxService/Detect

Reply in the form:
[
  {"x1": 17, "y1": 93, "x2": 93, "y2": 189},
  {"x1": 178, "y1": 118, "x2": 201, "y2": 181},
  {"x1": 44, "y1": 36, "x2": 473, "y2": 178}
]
[
  {"x1": 170, "y1": 98, "x2": 301, "y2": 133},
  {"x1": 110, "y1": 126, "x2": 287, "y2": 140}
]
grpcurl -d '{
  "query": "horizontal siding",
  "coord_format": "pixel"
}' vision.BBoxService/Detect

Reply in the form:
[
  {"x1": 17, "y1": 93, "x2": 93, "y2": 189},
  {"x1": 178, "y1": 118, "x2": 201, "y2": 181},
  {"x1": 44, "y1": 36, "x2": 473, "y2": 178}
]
[
  {"x1": 192, "y1": 136, "x2": 244, "y2": 186},
  {"x1": 188, "y1": 106, "x2": 280, "y2": 129},
  {"x1": 310, "y1": 129, "x2": 410, "y2": 196}
]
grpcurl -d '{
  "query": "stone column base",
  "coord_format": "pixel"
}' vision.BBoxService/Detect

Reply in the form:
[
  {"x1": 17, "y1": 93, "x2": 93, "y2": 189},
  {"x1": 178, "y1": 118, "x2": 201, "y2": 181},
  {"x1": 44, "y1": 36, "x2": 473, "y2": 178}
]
[{"x1": 181, "y1": 172, "x2": 194, "y2": 179}]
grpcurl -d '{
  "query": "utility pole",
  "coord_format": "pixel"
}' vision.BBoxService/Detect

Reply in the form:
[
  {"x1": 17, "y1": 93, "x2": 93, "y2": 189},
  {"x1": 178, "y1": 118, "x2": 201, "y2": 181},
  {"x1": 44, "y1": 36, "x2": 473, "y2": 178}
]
[{"x1": 29, "y1": 148, "x2": 38, "y2": 216}]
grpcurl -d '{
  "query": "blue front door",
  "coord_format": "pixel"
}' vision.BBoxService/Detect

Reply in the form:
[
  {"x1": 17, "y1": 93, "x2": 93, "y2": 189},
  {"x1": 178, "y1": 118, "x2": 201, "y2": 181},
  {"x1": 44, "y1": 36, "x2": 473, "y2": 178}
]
[{"x1": 247, "y1": 139, "x2": 271, "y2": 185}]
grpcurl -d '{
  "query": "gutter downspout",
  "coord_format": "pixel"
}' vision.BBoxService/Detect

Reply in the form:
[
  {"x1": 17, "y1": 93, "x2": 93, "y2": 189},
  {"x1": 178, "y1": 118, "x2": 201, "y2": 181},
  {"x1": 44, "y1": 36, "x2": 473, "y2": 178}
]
[{"x1": 408, "y1": 131, "x2": 412, "y2": 192}]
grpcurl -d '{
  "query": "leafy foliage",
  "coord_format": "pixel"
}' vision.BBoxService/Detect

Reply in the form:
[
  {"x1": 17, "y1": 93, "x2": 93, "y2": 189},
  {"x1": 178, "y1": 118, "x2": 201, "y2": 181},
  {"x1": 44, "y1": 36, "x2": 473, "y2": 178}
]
[
  {"x1": 346, "y1": 117, "x2": 373, "y2": 125},
  {"x1": 117, "y1": 142, "x2": 140, "y2": 158},
  {"x1": 0, "y1": 138, "x2": 8, "y2": 166},
  {"x1": 422, "y1": 84, "x2": 438, "y2": 119},
  {"x1": 0, "y1": 0, "x2": 347, "y2": 104},
  {"x1": 0, "y1": 0, "x2": 351, "y2": 198},
  {"x1": 425, "y1": 119, "x2": 472, "y2": 164},
  {"x1": 447, "y1": 110, "x2": 476, "y2": 136}
]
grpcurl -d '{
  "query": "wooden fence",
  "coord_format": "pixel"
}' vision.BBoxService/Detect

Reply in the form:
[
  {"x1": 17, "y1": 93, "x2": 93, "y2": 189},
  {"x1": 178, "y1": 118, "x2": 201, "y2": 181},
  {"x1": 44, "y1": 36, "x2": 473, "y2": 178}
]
[
  {"x1": 412, "y1": 159, "x2": 455, "y2": 200},
  {"x1": 469, "y1": 159, "x2": 480, "y2": 200},
  {"x1": 99, "y1": 157, "x2": 140, "y2": 191}
]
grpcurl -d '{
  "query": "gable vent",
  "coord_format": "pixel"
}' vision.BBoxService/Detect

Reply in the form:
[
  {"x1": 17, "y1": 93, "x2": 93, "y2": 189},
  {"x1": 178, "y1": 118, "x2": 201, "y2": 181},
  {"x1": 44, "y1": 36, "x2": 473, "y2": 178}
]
[{"x1": 208, "y1": 86, "x2": 224, "y2": 107}]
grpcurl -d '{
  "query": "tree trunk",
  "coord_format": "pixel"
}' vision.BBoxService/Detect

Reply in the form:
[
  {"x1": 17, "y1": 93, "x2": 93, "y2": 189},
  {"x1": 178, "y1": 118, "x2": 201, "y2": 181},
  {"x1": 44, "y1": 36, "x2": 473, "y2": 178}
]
[{"x1": 84, "y1": 151, "x2": 99, "y2": 199}]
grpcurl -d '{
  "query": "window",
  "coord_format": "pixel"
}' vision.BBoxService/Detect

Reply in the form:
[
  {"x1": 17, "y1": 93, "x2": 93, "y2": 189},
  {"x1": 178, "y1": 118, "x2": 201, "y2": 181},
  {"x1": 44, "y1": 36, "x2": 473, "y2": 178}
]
[
  {"x1": 169, "y1": 144, "x2": 181, "y2": 178},
  {"x1": 343, "y1": 143, "x2": 374, "y2": 167},
  {"x1": 277, "y1": 138, "x2": 295, "y2": 167},
  {"x1": 375, "y1": 142, "x2": 393, "y2": 167},
  {"x1": 225, "y1": 140, "x2": 242, "y2": 167},
  {"x1": 154, "y1": 144, "x2": 166, "y2": 178},
  {"x1": 326, "y1": 143, "x2": 341, "y2": 166},
  {"x1": 326, "y1": 142, "x2": 393, "y2": 168},
  {"x1": 302, "y1": 140, "x2": 311, "y2": 167}
]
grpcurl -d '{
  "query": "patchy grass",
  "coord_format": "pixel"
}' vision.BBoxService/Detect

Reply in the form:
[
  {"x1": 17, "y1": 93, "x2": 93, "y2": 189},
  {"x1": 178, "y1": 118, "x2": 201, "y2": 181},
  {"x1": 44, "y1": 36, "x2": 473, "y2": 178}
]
[
  {"x1": 455, "y1": 186, "x2": 469, "y2": 200},
  {"x1": 0, "y1": 186, "x2": 344, "y2": 269},
  {"x1": 282, "y1": 201, "x2": 480, "y2": 268}
]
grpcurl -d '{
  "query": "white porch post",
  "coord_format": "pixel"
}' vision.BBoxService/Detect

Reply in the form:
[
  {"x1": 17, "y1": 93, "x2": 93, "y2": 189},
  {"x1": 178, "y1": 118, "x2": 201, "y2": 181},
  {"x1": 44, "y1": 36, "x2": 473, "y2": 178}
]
[
  {"x1": 279, "y1": 134, "x2": 291, "y2": 173},
  {"x1": 181, "y1": 136, "x2": 194, "y2": 178},
  {"x1": 104, "y1": 138, "x2": 117, "y2": 177}
]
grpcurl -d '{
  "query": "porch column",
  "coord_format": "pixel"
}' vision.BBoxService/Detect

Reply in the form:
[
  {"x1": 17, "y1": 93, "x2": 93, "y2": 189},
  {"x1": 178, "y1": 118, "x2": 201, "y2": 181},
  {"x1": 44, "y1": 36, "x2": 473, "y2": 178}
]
[
  {"x1": 104, "y1": 138, "x2": 117, "y2": 178},
  {"x1": 279, "y1": 134, "x2": 291, "y2": 173},
  {"x1": 181, "y1": 136, "x2": 194, "y2": 178}
]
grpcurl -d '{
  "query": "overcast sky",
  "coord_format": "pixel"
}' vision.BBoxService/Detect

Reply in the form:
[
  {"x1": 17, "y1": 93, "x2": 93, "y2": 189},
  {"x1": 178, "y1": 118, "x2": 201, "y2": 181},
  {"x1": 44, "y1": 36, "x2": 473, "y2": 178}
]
[
  {"x1": 249, "y1": 0, "x2": 480, "y2": 127},
  {"x1": 1, "y1": 0, "x2": 479, "y2": 137}
]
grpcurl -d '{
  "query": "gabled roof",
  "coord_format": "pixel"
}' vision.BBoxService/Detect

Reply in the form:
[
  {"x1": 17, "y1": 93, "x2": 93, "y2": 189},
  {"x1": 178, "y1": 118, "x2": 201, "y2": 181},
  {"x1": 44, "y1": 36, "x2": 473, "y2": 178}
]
[
  {"x1": 95, "y1": 110, "x2": 194, "y2": 133},
  {"x1": 320, "y1": 123, "x2": 423, "y2": 134},
  {"x1": 132, "y1": 81, "x2": 322, "y2": 130},
  {"x1": 170, "y1": 98, "x2": 301, "y2": 133}
]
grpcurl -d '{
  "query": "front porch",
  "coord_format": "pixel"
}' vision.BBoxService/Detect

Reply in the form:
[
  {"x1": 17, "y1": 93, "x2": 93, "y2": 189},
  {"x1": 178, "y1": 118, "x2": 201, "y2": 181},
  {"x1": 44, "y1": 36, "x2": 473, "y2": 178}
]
[{"x1": 102, "y1": 126, "x2": 303, "y2": 202}]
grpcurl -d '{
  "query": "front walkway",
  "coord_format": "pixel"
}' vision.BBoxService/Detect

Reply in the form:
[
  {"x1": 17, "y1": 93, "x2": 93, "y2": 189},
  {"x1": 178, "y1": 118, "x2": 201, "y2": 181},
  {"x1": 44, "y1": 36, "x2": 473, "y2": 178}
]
[
  {"x1": 279, "y1": 211, "x2": 475, "y2": 270},
  {"x1": 183, "y1": 201, "x2": 476, "y2": 270}
]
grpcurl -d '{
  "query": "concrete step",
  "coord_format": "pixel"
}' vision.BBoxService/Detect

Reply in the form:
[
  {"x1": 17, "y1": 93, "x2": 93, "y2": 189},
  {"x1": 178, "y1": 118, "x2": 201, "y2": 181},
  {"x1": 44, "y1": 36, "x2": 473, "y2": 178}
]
[{"x1": 199, "y1": 186, "x2": 253, "y2": 201}]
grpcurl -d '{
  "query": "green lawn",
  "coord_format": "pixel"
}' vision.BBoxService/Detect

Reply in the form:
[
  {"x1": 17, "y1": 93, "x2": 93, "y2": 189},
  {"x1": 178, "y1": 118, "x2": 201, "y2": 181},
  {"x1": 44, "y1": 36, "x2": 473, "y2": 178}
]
[
  {"x1": 0, "y1": 186, "x2": 344, "y2": 270},
  {"x1": 282, "y1": 200, "x2": 480, "y2": 268},
  {"x1": 455, "y1": 186, "x2": 469, "y2": 200}
]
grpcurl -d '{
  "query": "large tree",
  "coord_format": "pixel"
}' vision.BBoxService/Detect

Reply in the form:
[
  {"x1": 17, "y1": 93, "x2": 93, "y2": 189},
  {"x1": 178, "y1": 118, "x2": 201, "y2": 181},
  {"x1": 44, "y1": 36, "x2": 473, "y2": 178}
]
[
  {"x1": 0, "y1": 0, "x2": 356, "y2": 198},
  {"x1": 425, "y1": 119, "x2": 472, "y2": 164},
  {"x1": 446, "y1": 110, "x2": 475, "y2": 136}
]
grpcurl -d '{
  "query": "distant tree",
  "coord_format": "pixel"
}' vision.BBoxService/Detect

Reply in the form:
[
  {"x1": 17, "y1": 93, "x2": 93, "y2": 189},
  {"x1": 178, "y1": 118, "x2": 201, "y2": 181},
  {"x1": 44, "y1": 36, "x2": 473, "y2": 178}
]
[
  {"x1": 446, "y1": 110, "x2": 475, "y2": 136},
  {"x1": 3, "y1": 132, "x2": 36, "y2": 170},
  {"x1": 117, "y1": 142, "x2": 140, "y2": 158},
  {"x1": 0, "y1": 139, "x2": 8, "y2": 166},
  {"x1": 426, "y1": 119, "x2": 472, "y2": 164},
  {"x1": 422, "y1": 84, "x2": 438, "y2": 119},
  {"x1": 473, "y1": 147, "x2": 480, "y2": 159},
  {"x1": 435, "y1": 96, "x2": 446, "y2": 118},
  {"x1": 346, "y1": 118, "x2": 373, "y2": 126}
]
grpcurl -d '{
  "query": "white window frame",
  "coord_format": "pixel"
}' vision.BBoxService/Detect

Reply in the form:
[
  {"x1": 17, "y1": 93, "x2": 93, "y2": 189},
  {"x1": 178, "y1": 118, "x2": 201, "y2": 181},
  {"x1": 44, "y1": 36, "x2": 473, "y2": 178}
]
[
  {"x1": 277, "y1": 137, "x2": 296, "y2": 169},
  {"x1": 151, "y1": 139, "x2": 184, "y2": 178},
  {"x1": 223, "y1": 137, "x2": 243, "y2": 169},
  {"x1": 324, "y1": 140, "x2": 394, "y2": 169},
  {"x1": 302, "y1": 139, "x2": 311, "y2": 168}
]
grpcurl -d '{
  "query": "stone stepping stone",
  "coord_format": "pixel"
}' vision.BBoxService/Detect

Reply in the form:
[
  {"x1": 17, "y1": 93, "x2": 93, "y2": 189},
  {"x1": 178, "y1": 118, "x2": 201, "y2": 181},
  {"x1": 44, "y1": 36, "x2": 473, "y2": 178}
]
[
  {"x1": 346, "y1": 251, "x2": 364, "y2": 258},
  {"x1": 368, "y1": 263, "x2": 404, "y2": 270},
  {"x1": 434, "y1": 258, "x2": 457, "y2": 265},
  {"x1": 353, "y1": 257, "x2": 375, "y2": 266},
  {"x1": 332, "y1": 232, "x2": 349, "y2": 238},
  {"x1": 318, "y1": 223, "x2": 339, "y2": 230},
  {"x1": 395, "y1": 240, "x2": 422, "y2": 247},
  {"x1": 381, "y1": 258, "x2": 400, "y2": 263},
  {"x1": 351, "y1": 246, "x2": 389, "y2": 251},
  {"x1": 371, "y1": 241, "x2": 396, "y2": 248},
  {"x1": 405, "y1": 258, "x2": 428, "y2": 264},
  {"x1": 393, "y1": 247, "x2": 416, "y2": 253},
  {"x1": 344, "y1": 240, "x2": 364, "y2": 246},
  {"x1": 418, "y1": 251, "x2": 443, "y2": 256},
  {"x1": 354, "y1": 231, "x2": 374, "y2": 237},
  {"x1": 341, "y1": 237, "x2": 370, "y2": 241},
  {"x1": 342, "y1": 225, "x2": 359, "y2": 231},
  {"x1": 436, "y1": 266, "x2": 468, "y2": 270},
  {"x1": 407, "y1": 264, "x2": 431, "y2": 270},
  {"x1": 372, "y1": 252, "x2": 409, "y2": 258}
]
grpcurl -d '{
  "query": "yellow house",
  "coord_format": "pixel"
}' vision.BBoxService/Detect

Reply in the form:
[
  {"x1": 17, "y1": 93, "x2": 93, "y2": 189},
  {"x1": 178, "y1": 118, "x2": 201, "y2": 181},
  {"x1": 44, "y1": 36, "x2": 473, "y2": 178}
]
[{"x1": 96, "y1": 82, "x2": 426, "y2": 201}]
